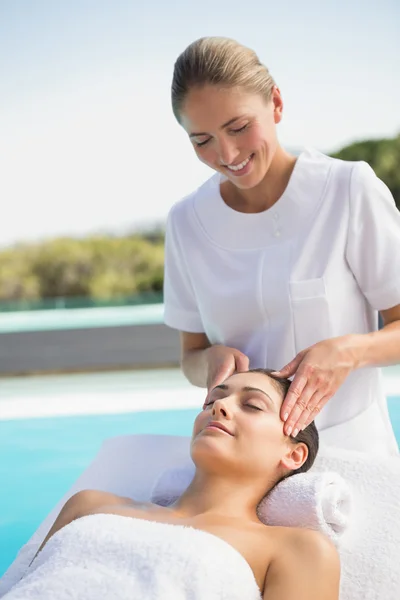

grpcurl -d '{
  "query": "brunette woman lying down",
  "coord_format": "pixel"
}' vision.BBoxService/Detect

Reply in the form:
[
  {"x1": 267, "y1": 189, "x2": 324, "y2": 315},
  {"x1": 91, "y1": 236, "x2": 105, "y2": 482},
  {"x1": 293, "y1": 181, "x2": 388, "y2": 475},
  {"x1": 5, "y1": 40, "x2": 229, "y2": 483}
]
[{"x1": 4, "y1": 369, "x2": 340, "y2": 600}]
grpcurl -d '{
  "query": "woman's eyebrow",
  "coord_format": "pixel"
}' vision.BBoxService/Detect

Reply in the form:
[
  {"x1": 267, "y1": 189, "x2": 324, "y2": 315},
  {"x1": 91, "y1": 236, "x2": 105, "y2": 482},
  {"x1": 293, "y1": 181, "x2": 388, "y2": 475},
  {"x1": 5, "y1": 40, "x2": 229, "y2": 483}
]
[{"x1": 189, "y1": 116, "x2": 242, "y2": 138}]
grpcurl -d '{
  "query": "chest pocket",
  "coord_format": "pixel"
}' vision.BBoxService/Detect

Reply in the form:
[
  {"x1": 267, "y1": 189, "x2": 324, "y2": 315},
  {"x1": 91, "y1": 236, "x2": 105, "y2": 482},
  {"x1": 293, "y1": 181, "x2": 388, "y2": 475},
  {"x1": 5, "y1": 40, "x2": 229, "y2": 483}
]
[{"x1": 289, "y1": 278, "x2": 332, "y2": 352}]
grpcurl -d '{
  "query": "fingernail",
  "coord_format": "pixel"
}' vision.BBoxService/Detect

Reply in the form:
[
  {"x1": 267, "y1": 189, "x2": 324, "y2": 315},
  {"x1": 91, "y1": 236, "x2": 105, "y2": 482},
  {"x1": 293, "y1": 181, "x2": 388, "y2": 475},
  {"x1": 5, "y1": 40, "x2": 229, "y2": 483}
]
[
  {"x1": 293, "y1": 428, "x2": 299, "y2": 437},
  {"x1": 284, "y1": 412, "x2": 289, "y2": 422},
  {"x1": 286, "y1": 426, "x2": 292, "y2": 436}
]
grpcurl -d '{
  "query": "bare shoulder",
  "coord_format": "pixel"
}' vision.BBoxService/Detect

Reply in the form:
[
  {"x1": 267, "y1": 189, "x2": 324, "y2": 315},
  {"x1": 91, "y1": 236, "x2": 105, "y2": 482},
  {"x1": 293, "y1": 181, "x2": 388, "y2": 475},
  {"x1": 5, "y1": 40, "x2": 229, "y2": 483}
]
[
  {"x1": 63, "y1": 489, "x2": 136, "y2": 520},
  {"x1": 275, "y1": 526, "x2": 340, "y2": 569},
  {"x1": 285, "y1": 526, "x2": 338, "y2": 555},
  {"x1": 262, "y1": 527, "x2": 340, "y2": 600}
]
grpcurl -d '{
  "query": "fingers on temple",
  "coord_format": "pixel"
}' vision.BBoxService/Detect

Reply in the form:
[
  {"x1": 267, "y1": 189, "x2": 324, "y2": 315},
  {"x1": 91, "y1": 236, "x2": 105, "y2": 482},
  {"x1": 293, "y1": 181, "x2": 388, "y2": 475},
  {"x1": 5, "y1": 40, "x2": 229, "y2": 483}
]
[
  {"x1": 300, "y1": 393, "x2": 329, "y2": 429},
  {"x1": 284, "y1": 382, "x2": 317, "y2": 436},
  {"x1": 281, "y1": 373, "x2": 308, "y2": 424}
]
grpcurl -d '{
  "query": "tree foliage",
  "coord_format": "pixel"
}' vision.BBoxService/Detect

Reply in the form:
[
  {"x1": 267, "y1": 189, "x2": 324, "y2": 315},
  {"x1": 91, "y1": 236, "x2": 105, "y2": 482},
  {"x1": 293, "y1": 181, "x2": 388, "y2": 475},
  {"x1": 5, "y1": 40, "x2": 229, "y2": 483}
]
[{"x1": 0, "y1": 235, "x2": 164, "y2": 302}]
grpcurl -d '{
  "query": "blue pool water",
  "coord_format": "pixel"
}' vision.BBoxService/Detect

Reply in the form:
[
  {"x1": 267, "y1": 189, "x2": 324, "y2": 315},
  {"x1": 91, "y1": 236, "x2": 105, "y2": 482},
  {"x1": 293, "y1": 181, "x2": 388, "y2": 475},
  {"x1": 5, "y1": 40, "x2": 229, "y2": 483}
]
[
  {"x1": 0, "y1": 408, "x2": 198, "y2": 578},
  {"x1": 1, "y1": 400, "x2": 399, "y2": 578}
]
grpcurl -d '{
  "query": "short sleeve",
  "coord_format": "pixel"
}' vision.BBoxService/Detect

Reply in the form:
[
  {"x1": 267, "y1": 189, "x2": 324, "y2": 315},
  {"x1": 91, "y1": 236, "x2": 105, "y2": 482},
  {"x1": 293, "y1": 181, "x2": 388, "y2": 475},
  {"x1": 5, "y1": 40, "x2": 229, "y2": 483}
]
[
  {"x1": 346, "y1": 161, "x2": 400, "y2": 311},
  {"x1": 163, "y1": 205, "x2": 205, "y2": 332}
]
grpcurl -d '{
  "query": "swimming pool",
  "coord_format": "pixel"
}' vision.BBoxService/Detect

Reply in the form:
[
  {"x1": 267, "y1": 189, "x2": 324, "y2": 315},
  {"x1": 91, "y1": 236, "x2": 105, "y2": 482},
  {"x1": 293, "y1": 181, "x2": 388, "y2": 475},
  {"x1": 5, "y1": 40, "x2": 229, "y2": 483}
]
[
  {"x1": 0, "y1": 408, "x2": 199, "y2": 578},
  {"x1": 1, "y1": 367, "x2": 399, "y2": 578}
]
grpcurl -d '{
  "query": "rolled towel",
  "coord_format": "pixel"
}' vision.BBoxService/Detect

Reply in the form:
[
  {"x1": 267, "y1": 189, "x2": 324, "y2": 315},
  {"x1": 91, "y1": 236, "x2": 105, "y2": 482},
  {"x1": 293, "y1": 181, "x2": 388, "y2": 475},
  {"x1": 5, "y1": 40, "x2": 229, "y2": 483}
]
[
  {"x1": 257, "y1": 471, "x2": 352, "y2": 543},
  {"x1": 150, "y1": 463, "x2": 352, "y2": 544}
]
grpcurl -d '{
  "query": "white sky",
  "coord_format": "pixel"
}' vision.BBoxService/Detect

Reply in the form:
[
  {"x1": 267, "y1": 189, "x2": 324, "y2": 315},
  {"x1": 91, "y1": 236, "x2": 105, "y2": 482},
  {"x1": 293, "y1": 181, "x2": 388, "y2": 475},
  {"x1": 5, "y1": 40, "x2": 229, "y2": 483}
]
[{"x1": 0, "y1": 0, "x2": 399, "y2": 247}]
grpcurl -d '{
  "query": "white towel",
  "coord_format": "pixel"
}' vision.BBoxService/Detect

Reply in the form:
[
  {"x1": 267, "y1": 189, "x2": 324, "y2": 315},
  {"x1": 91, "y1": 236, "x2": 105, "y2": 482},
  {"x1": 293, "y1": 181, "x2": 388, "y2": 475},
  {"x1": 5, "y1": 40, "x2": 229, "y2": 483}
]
[
  {"x1": 257, "y1": 471, "x2": 352, "y2": 543},
  {"x1": 2, "y1": 514, "x2": 262, "y2": 600},
  {"x1": 150, "y1": 463, "x2": 352, "y2": 544}
]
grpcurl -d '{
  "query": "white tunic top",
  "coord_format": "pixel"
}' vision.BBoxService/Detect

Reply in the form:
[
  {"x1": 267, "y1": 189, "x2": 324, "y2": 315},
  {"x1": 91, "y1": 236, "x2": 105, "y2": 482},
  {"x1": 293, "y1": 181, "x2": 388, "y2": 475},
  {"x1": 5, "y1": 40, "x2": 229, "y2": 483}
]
[{"x1": 163, "y1": 148, "x2": 400, "y2": 454}]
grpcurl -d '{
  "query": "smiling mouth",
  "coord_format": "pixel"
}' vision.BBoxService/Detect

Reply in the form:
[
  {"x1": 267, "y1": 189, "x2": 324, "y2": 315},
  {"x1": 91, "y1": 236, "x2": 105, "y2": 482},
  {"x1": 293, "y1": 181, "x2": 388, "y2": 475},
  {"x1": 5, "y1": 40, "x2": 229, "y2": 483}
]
[
  {"x1": 225, "y1": 153, "x2": 254, "y2": 173},
  {"x1": 204, "y1": 423, "x2": 233, "y2": 436}
]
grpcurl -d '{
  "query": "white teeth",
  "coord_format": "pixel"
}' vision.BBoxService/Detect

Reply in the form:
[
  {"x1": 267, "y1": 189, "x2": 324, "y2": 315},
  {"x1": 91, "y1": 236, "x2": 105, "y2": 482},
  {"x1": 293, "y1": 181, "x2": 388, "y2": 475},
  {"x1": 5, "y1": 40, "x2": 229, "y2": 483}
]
[{"x1": 226, "y1": 155, "x2": 252, "y2": 172}]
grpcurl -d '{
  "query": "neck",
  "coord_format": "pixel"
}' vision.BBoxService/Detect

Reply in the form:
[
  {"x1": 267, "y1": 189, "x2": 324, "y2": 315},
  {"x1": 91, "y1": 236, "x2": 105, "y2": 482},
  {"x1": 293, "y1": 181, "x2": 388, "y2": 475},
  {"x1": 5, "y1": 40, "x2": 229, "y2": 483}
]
[
  {"x1": 223, "y1": 145, "x2": 297, "y2": 213},
  {"x1": 171, "y1": 469, "x2": 271, "y2": 522}
]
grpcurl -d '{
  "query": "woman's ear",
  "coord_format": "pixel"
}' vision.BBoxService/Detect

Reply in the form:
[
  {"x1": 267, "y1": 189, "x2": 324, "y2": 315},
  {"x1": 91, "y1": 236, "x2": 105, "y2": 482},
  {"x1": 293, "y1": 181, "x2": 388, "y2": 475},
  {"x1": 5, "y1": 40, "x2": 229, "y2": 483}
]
[
  {"x1": 280, "y1": 442, "x2": 308, "y2": 471},
  {"x1": 272, "y1": 86, "x2": 284, "y2": 124}
]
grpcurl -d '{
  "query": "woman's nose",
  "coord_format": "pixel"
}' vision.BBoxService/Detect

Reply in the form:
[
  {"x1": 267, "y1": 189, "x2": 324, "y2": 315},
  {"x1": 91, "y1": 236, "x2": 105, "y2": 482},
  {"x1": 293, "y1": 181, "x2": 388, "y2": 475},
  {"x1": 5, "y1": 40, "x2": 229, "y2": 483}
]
[
  {"x1": 212, "y1": 398, "x2": 231, "y2": 418},
  {"x1": 217, "y1": 139, "x2": 238, "y2": 166}
]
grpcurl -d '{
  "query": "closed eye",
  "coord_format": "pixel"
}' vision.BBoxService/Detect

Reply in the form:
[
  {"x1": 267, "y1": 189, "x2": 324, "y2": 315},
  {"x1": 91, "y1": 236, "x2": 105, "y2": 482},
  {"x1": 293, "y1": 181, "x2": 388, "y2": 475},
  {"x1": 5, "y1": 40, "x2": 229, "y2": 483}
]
[
  {"x1": 194, "y1": 138, "x2": 211, "y2": 147},
  {"x1": 203, "y1": 399, "x2": 215, "y2": 409},
  {"x1": 245, "y1": 404, "x2": 263, "y2": 411},
  {"x1": 231, "y1": 124, "x2": 248, "y2": 134}
]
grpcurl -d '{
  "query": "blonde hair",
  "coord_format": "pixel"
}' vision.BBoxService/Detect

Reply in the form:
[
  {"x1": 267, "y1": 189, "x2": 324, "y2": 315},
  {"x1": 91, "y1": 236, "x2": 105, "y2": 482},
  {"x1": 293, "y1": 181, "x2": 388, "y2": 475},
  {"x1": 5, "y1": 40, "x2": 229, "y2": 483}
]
[{"x1": 171, "y1": 37, "x2": 276, "y2": 122}]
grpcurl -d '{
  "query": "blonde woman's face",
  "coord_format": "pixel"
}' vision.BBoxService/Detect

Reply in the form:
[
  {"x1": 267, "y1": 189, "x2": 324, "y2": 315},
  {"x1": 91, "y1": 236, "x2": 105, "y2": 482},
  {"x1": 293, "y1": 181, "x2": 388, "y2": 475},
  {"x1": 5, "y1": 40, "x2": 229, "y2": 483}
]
[{"x1": 180, "y1": 85, "x2": 283, "y2": 190}]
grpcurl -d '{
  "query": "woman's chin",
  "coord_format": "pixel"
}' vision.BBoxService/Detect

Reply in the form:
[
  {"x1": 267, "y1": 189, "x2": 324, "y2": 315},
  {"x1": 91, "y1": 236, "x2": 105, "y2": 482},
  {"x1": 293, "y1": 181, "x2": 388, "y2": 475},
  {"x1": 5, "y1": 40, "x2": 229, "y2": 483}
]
[
  {"x1": 228, "y1": 166, "x2": 265, "y2": 191},
  {"x1": 191, "y1": 437, "x2": 232, "y2": 466}
]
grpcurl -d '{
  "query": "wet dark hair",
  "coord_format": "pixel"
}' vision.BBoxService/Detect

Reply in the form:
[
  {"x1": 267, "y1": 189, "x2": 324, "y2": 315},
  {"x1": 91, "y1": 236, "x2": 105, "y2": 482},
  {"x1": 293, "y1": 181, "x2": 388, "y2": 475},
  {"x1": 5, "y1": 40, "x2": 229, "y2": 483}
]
[{"x1": 247, "y1": 368, "x2": 319, "y2": 476}]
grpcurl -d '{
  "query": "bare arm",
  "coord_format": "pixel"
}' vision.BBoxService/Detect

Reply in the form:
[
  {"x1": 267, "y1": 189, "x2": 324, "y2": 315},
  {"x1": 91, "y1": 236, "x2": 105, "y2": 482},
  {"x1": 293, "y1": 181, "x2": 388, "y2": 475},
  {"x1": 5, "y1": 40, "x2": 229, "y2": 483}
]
[
  {"x1": 263, "y1": 530, "x2": 340, "y2": 600},
  {"x1": 180, "y1": 331, "x2": 211, "y2": 387}
]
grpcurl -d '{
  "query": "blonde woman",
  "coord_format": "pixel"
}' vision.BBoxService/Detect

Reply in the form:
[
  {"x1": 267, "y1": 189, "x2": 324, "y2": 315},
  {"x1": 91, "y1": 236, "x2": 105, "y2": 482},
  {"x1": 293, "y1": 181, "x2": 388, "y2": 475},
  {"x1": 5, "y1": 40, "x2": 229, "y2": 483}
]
[{"x1": 164, "y1": 37, "x2": 400, "y2": 454}]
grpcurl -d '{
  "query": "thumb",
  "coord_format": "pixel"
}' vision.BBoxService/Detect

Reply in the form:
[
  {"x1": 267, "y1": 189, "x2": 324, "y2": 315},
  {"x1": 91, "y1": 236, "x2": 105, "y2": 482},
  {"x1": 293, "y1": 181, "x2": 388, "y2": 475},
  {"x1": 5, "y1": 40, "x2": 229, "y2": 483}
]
[
  {"x1": 271, "y1": 353, "x2": 303, "y2": 379},
  {"x1": 235, "y1": 352, "x2": 250, "y2": 374},
  {"x1": 207, "y1": 359, "x2": 235, "y2": 390}
]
